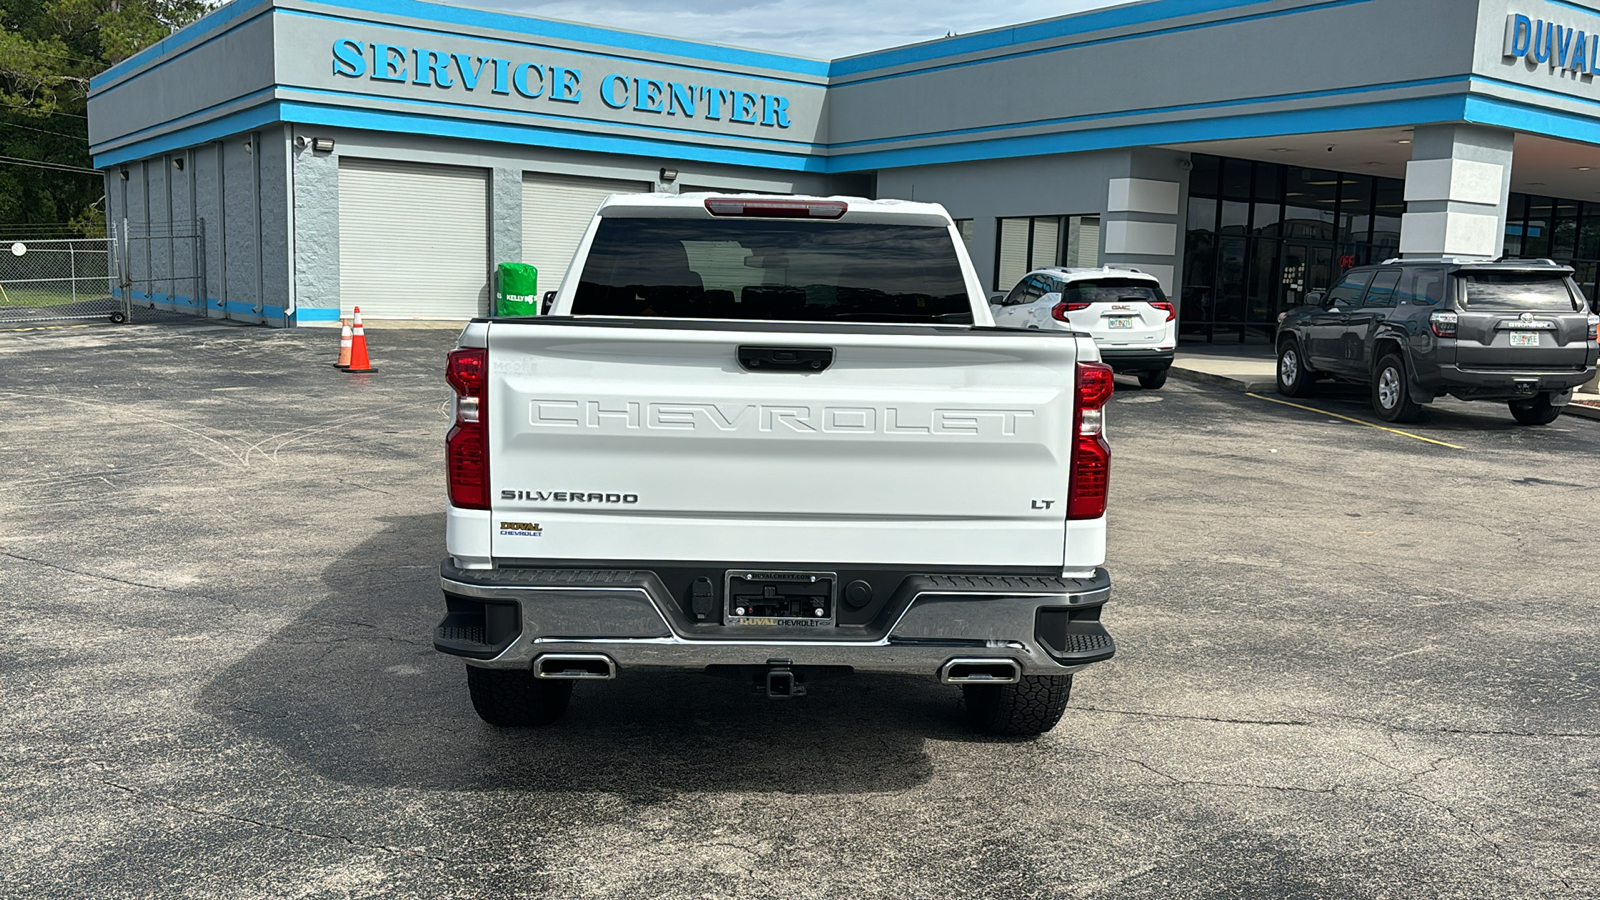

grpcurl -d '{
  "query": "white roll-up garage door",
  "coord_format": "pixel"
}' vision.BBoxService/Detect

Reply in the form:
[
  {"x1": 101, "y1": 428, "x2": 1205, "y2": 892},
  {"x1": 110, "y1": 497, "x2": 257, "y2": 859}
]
[
  {"x1": 339, "y1": 158, "x2": 488, "y2": 319},
  {"x1": 522, "y1": 173, "x2": 648, "y2": 296}
]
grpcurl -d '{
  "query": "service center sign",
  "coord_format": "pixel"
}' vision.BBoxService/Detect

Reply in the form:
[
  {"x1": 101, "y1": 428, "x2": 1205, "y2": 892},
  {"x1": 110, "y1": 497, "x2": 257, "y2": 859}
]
[{"x1": 328, "y1": 37, "x2": 796, "y2": 130}]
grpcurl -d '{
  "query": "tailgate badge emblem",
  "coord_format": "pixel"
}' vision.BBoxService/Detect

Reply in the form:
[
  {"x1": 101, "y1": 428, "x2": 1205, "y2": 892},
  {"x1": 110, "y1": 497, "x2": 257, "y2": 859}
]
[{"x1": 1519, "y1": 312, "x2": 1534, "y2": 322}]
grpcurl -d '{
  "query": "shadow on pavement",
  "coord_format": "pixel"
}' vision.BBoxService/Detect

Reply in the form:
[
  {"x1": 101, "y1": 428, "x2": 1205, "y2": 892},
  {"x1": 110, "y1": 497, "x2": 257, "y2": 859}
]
[{"x1": 199, "y1": 514, "x2": 950, "y2": 799}]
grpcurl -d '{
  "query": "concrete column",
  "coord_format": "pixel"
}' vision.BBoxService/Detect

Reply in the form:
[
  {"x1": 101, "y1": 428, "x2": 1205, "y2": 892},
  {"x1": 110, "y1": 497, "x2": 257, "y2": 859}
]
[
  {"x1": 1400, "y1": 124, "x2": 1514, "y2": 259},
  {"x1": 1099, "y1": 148, "x2": 1189, "y2": 298}
]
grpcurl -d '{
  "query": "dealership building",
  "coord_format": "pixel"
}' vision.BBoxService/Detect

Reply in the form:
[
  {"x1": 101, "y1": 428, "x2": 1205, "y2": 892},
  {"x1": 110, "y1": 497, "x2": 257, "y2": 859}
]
[{"x1": 88, "y1": 0, "x2": 1600, "y2": 338}]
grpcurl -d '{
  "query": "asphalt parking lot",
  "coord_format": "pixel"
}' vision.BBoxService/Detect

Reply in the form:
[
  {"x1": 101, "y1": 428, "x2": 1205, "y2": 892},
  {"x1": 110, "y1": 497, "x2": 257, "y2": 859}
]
[{"x1": 2, "y1": 320, "x2": 1597, "y2": 899}]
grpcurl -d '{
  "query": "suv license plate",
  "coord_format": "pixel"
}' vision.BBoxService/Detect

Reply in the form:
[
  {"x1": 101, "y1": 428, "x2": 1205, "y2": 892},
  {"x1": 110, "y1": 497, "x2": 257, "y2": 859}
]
[
  {"x1": 1106, "y1": 316, "x2": 1134, "y2": 329},
  {"x1": 1510, "y1": 332, "x2": 1539, "y2": 347}
]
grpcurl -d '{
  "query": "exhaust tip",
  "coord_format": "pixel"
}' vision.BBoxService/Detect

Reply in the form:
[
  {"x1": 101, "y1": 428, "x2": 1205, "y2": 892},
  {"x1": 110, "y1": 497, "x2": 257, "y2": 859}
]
[
  {"x1": 535, "y1": 653, "x2": 616, "y2": 680},
  {"x1": 940, "y1": 658, "x2": 1021, "y2": 684}
]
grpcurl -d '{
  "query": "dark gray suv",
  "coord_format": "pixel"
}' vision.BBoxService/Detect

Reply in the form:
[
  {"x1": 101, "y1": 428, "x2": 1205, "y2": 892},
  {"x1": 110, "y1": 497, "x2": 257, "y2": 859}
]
[{"x1": 1275, "y1": 258, "x2": 1599, "y2": 425}]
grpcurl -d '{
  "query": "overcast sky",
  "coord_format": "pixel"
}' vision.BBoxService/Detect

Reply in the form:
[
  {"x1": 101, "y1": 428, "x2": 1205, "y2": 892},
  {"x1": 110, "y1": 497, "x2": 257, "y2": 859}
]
[{"x1": 456, "y1": 0, "x2": 1126, "y2": 59}]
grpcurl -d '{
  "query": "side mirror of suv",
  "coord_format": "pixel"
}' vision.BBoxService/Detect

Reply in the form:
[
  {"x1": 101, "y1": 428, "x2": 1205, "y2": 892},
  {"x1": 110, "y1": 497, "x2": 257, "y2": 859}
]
[{"x1": 1306, "y1": 291, "x2": 1325, "y2": 307}]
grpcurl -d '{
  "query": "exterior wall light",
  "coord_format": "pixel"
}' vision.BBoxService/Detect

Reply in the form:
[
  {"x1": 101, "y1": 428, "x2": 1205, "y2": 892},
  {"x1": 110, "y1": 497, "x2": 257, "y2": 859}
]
[
  {"x1": 173, "y1": 157, "x2": 184, "y2": 171},
  {"x1": 659, "y1": 167, "x2": 678, "y2": 182},
  {"x1": 119, "y1": 168, "x2": 128, "y2": 180},
  {"x1": 312, "y1": 137, "x2": 335, "y2": 153}
]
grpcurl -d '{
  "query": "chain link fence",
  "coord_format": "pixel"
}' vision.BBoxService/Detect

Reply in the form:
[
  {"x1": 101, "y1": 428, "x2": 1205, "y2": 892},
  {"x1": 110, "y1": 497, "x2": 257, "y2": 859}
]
[{"x1": 0, "y1": 226, "x2": 128, "y2": 327}]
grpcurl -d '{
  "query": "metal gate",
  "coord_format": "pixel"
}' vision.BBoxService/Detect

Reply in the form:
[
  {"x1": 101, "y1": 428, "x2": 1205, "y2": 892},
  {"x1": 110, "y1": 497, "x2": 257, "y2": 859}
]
[
  {"x1": 118, "y1": 219, "x2": 208, "y2": 320},
  {"x1": 0, "y1": 232, "x2": 129, "y2": 326}
]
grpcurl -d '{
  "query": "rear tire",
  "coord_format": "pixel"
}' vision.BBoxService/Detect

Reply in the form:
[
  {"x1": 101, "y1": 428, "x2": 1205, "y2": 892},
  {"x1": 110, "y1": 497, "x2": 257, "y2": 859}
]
[
  {"x1": 1509, "y1": 392, "x2": 1562, "y2": 426},
  {"x1": 963, "y1": 675, "x2": 1072, "y2": 737},
  {"x1": 466, "y1": 665, "x2": 573, "y2": 727},
  {"x1": 1372, "y1": 353, "x2": 1422, "y2": 423},
  {"x1": 1137, "y1": 368, "x2": 1169, "y2": 390},
  {"x1": 1277, "y1": 340, "x2": 1315, "y2": 397}
]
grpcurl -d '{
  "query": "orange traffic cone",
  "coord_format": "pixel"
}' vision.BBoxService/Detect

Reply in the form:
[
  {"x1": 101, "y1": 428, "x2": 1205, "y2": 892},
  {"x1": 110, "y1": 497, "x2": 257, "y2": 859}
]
[
  {"x1": 345, "y1": 307, "x2": 374, "y2": 373},
  {"x1": 334, "y1": 319, "x2": 352, "y2": 369}
]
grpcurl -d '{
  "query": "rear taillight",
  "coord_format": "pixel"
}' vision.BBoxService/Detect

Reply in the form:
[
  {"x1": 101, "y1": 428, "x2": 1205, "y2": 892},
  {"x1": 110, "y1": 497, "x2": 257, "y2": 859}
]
[
  {"x1": 1150, "y1": 300, "x2": 1176, "y2": 322},
  {"x1": 446, "y1": 347, "x2": 489, "y2": 510},
  {"x1": 705, "y1": 198, "x2": 846, "y2": 219},
  {"x1": 1588, "y1": 314, "x2": 1598, "y2": 342},
  {"x1": 1430, "y1": 311, "x2": 1459, "y2": 339},
  {"x1": 1051, "y1": 301, "x2": 1092, "y2": 321},
  {"x1": 1067, "y1": 362, "x2": 1114, "y2": 520}
]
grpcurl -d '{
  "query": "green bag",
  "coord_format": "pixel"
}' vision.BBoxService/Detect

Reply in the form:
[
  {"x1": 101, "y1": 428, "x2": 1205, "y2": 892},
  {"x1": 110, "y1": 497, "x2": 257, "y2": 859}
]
[{"x1": 496, "y1": 262, "x2": 540, "y2": 316}]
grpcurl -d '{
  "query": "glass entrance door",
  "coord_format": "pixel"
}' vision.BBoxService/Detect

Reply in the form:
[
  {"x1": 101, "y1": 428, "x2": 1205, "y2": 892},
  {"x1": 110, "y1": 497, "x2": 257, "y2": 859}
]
[{"x1": 1279, "y1": 242, "x2": 1334, "y2": 317}]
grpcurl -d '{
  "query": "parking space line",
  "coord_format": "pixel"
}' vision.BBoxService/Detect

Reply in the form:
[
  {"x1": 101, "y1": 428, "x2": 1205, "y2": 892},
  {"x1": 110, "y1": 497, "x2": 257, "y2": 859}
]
[{"x1": 1245, "y1": 393, "x2": 1466, "y2": 450}]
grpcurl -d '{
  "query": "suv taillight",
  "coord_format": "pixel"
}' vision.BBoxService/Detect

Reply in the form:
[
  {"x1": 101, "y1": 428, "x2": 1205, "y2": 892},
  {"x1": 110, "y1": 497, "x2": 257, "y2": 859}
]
[
  {"x1": 1051, "y1": 301, "x2": 1092, "y2": 321},
  {"x1": 446, "y1": 348, "x2": 489, "y2": 510},
  {"x1": 1430, "y1": 311, "x2": 1459, "y2": 339},
  {"x1": 1067, "y1": 362, "x2": 1114, "y2": 520},
  {"x1": 1150, "y1": 300, "x2": 1176, "y2": 322},
  {"x1": 1588, "y1": 314, "x2": 1598, "y2": 342}
]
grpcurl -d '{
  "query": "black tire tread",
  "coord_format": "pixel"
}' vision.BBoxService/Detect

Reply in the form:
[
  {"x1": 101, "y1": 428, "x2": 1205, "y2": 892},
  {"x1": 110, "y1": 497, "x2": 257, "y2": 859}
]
[
  {"x1": 1509, "y1": 394, "x2": 1562, "y2": 426},
  {"x1": 466, "y1": 665, "x2": 572, "y2": 727},
  {"x1": 963, "y1": 675, "x2": 1072, "y2": 736},
  {"x1": 1137, "y1": 368, "x2": 1169, "y2": 390},
  {"x1": 1372, "y1": 353, "x2": 1422, "y2": 423},
  {"x1": 1277, "y1": 340, "x2": 1314, "y2": 398}
]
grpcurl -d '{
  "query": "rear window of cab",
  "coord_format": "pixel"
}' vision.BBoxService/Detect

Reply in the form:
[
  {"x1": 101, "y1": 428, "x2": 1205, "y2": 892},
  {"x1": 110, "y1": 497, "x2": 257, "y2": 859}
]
[
  {"x1": 1459, "y1": 272, "x2": 1584, "y2": 312},
  {"x1": 1061, "y1": 278, "x2": 1167, "y2": 304}
]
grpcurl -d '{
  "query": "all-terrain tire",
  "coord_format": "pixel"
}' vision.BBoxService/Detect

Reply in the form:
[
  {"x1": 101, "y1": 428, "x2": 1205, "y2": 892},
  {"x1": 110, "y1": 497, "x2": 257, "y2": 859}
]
[
  {"x1": 1372, "y1": 353, "x2": 1422, "y2": 423},
  {"x1": 1137, "y1": 368, "x2": 1169, "y2": 390},
  {"x1": 466, "y1": 665, "x2": 573, "y2": 727},
  {"x1": 1508, "y1": 392, "x2": 1562, "y2": 426},
  {"x1": 963, "y1": 675, "x2": 1072, "y2": 737},
  {"x1": 1277, "y1": 340, "x2": 1315, "y2": 397}
]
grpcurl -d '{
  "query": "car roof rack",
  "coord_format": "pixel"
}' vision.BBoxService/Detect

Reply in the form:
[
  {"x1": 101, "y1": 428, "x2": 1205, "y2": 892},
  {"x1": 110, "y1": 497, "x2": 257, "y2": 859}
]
[{"x1": 1380, "y1": 255, "x2": 1563, "y2": 266}]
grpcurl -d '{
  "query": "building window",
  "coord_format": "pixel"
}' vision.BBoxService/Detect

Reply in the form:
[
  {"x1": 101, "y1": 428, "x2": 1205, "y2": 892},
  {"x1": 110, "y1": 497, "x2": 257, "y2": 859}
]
[
  {"x1": 1182, "y1": 153, "x2": 1404, "y2": 344},
  {"x1": 1504, "y1": 192, "x2": 1600, "y2": 309},
  {"x1": 994, "y1": 214, "x2": 1099, "y2": 291}
]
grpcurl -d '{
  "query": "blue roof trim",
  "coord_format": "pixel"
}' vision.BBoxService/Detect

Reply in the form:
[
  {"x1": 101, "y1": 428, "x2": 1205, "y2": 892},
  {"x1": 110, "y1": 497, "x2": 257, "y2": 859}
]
[
  {"x1": 825, "y1": 95, "x2": 1471, "y2": 172},
  {"x1": 93, "y1": 0, "x2": 269, "y2": 91},
  {"x1": 309, "y1": 0, "x2": 826, "y2": 75},
  {"x1": 1464, "y1": 93, "x2": 1600, "y2": 147},
  {"x1": 278, "y1": 100, "x2": 829, "y2": 172},
  {"x1": 93, "y1": 103, "x2": 284, "y2": 168},
  {"x1": 1544, "y1": 1, "x2": 1600, "y2": 17},
  {"x1": 280, "y1": 85, "x2": 822, "y2": 151},
  {"x1": 829, "y1": 0, "x2": 1367, "y2": 77},
  {"x1": 828, "y1": 74, "x2": 1469, "y2": 151}
]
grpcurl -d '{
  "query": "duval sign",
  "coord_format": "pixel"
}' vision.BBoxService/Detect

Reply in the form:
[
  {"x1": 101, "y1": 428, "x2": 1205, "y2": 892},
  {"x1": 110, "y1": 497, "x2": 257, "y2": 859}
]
[
  {"x1": 330, "y1": 38, "x2": 794, "y2": 129},
  {"x1": 1504, "y1": 13, "x2": 1600, "y2": 74}
]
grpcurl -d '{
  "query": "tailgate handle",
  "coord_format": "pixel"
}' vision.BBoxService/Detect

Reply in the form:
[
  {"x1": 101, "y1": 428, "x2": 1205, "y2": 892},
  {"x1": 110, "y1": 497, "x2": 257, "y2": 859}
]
[{"x1": 738, "y1": 346, "x2": 834, "y2": 372}]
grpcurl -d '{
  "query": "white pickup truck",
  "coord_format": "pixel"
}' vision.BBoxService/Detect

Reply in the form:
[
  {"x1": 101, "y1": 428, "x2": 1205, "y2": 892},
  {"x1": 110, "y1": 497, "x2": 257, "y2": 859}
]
[{"x1": 435, "y1": 193, "x2": 1116, "y2": 736}]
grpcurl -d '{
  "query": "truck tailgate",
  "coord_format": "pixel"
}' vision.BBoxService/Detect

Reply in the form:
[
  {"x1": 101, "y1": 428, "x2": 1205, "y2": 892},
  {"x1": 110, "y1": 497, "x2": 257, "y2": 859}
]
[{"x1": 485, "y1": 320, "x2": 1079, "y2": 567}]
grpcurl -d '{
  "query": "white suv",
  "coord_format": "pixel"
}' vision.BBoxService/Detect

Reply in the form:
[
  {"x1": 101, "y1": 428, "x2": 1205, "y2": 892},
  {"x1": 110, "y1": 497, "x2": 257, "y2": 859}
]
[{"x1": 990, "y1": 267, "x2": 1177, "y2": 389}]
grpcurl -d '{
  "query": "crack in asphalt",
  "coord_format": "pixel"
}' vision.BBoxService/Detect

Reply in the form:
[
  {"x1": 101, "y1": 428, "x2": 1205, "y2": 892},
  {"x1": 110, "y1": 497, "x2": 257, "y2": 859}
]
[
  {"x1": 1075, "y1": 705, "x2": 1599, "y2": 740},
  {"x1": 101, "y1": 780, "x2": 450, "y2": 863},
  {"x1": 0, "y1": 550, "x2": 243, "y2": 612},
  {"x1": 1071, "y1": 706, "x2": 1311, "y2": 727}
]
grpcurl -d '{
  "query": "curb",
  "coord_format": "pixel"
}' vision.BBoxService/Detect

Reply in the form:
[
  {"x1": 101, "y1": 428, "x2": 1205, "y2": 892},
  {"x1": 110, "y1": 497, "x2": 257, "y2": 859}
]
[
  {"x1": 1564, "y1": 401, "x2": 1600, "y2": 421},
  {"x1": 1168, "y1": 366, "x2": 1277, "y2": 393}
]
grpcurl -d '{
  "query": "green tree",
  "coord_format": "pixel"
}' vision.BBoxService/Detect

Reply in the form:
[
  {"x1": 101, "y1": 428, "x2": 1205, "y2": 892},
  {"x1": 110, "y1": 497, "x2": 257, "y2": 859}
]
[{"x1": 1, "y1": 1, "x2": 214, "y2": 231}]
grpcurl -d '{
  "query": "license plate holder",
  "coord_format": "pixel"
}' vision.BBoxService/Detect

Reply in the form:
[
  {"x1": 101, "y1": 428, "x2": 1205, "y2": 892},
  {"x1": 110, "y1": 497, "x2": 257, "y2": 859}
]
[
  {"x1": 1106, "y1": 316, "x2": 1135, "y2": 329},
  {"x1": 725, "y1": 570, "x2": 836, "y2": 626},
  {"x1": 1510, "y1": 331, "x2": 1539, "y2": 347}
]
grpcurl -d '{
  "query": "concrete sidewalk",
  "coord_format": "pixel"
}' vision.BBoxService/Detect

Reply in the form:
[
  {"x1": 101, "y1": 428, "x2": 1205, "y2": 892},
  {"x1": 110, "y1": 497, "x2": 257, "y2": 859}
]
[{"x1": 1168, "y1": 342, "x2": 1600, "y2": 420}]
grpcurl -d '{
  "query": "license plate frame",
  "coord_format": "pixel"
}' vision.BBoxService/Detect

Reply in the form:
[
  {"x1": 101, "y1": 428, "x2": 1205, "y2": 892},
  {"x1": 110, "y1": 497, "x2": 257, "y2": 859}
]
[
  {"x1": 1510, "y1": 331, "x2": 1539, "y2": 347},
  {"x1": 724, "y1": 570, "x2": 837, "y2": 627},
  {"x1": 1106, "y1": 316, "x2": 1135, "y2": 329}
]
